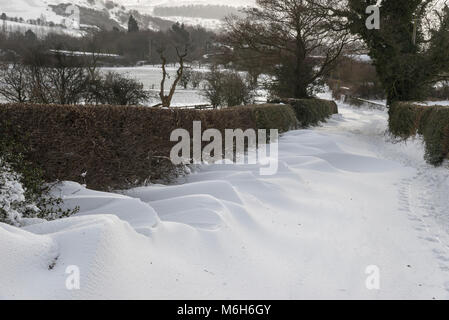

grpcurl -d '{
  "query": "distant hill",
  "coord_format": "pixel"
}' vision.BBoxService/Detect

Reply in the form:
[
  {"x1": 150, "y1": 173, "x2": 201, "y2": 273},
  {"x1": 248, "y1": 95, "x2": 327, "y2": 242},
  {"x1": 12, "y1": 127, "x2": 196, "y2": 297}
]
[
  {"x1": 123, "y1": 0, "x2": 255, "y2": 10},
  {"x1": 0, "y1": 0, "x2": 256, "y2": 33},
  {"x1": 153, "y1": 4, "x2": 244, "y2": 20},
  {"x1": 0, "y1": 0, "x2": 176, "y2": 33}
]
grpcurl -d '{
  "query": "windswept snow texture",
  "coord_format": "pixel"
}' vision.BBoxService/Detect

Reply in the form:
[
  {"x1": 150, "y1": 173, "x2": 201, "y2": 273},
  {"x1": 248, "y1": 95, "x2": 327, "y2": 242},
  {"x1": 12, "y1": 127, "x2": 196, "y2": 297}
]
[{"x1": 2, "y1": 97, "x2": 449, "y2": 299}]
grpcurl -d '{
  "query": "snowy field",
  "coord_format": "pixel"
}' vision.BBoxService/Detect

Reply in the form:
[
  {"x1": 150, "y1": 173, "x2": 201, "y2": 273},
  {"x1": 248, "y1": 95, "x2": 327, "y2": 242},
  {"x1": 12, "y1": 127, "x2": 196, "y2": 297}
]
[
  {"x1": 0, "y1": 66, "x2": 209, "y2": 105},
  {"x1": 155, "y1": 16, "x2": 224, "y2": 30},
  {"x1": 1, "y1": 94, "x2": 449, "y2": 299},
  {"x1": 101, "y1": 65, "x2": 209, "y2": 107},
  {"x1": 0, "y1": 20, "x2": 84, "y2": 38}
]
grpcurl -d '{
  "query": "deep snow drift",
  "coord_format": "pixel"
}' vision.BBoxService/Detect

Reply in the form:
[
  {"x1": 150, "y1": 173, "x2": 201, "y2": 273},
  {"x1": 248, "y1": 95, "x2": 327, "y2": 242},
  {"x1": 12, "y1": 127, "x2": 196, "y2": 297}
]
[{"x1": 1, "y1": 99, "x2": 449, "y2": 299}]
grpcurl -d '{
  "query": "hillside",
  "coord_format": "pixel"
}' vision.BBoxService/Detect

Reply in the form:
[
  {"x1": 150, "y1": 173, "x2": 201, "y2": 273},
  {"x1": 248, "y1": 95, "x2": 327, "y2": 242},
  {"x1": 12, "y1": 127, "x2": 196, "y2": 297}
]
[
  {"x1": 0, "y1": 0, "x2": 258, "y2": 32},
  {"x1": 123, "y1": 0, "x2": 255, "y2": 30},
  {"x1": 124, "y1": 0, "x2": 255, "y2": 13},
  {"x1": 0, "y1": 0, "x2": 175, "y2": 32}
]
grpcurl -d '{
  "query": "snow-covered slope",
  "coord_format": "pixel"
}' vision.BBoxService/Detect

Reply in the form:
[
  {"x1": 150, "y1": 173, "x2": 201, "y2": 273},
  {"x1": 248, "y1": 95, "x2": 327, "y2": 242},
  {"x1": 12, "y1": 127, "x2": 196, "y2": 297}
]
[
  {"x1": 2, "y1": 97, "x2": 449, "y2": 299},
  {"x1": 0, "y1": 0, "x2": 59, "y2": 22},
  {"x1": 0, "y1": 19, "x2": 84, "y2": 38},
  {"x1": 123, "y1": 0, "x2": 255, "y2": 28},
  {"x1": 0, "y1": 0, "x2": 173, "y2": 32},
  {"x1": 0, "y1": 0, "x2": 115, "y2": 23},
  {"x1": 124, "y1": 0, "x2": 255, "y2": 11},
  {"x1": 0, "y1": 0, "x2": 255, "y2": 32}
]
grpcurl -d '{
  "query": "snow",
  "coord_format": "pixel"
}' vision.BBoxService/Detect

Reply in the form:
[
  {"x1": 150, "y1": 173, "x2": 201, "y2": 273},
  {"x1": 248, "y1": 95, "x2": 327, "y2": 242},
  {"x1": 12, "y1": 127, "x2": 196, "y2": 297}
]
[
  {"x1": 0, "y1": 0, "x2": 253, "y2": 32},
  {"x1": 0, "y1": 0, "x2": 65, "y2": 23},
  {"x1": 0, "y1": 0, "x2": 129, "y2": 31},
  {"x1": 124, "y1": 0, "x2": 255, "y2": 29},
  {"x1": 0, "y1": 0, "x2": 119, "y2": 21},
  {"x1": 157, "y1": 16, "x2": 223, "y2": 30},
  {"x1": 0, "y1": 160, "x2": 27, "y2": 226},
  {"x1": 1, "y1": 95, "x2": 449, "y2": 299},
  {"x1": 413, "y1": 101, "x2": 449, "y2": 107},
  {"x1": 0, "y1": 19, "x2": 84, "y2": 38},
  {"x1": 52, "y1": 181, "x2": 159, "y2": 236},
  {"x1": 100, "y1": 65, "x2": 210, "y2": 106},
  {"x1": 347, "y1": 54, "x2": 372, "y2": 63},
  {"x1": 49, "y1": 50, "x2": 120, "y2": 58},
  {"x1": 125, "y1": 0, "x2": 255, "y2": 14}
]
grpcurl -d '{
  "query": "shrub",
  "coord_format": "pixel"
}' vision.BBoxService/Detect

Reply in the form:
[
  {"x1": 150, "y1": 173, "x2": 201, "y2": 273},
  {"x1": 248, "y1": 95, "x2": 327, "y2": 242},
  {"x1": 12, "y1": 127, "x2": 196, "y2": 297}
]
[
  {"x1": 250, "y1": 104, "x2": 298, "y2": 132},
  {"x1": 179, "y1": 67, "x2": 193, "y2": 89},
  {"x1": 270, "y1": 98, "x2": 339, "y2": 128},
  {"x1": 388, "y1": 103, "x2": 419, "y2": 138},
  {"x1": 190, "y1": 71, "x2": 203, "y2": 89},
  {"x1": 85, "y1": 71, "x2": 151, "y2": 106},
  {"x1": 202, "y1": 67, "x2": 256, "y2": 108},
  {"x1": 389, "y1": 102, "x2": 449, "y2": 165},
  {"x1": 202, "y1": 66, "x2": 223, "y2": 108},
  {"x1": 421, "y1": 108, "x2": 449, "y2": 165},
  {"x1": 0, "y1": 128, "x2": 78, "y2": 226},
  {"x1": 0, "y1": 159, "x2": 31, "y2": 226},
  {"x1": 0, "y1": 61, "x2": 150, "y2": 106},
  {"x1": 221, "y1": 72, "x2": 256, "y2": 107}
]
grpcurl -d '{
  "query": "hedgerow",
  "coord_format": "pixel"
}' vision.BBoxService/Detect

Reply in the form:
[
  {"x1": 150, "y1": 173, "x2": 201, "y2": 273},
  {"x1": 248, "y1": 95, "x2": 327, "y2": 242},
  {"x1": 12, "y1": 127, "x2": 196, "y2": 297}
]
[
  {"x1": 0, "y1": 99, "x2": 335, "y2": 191},
  {"x1": 389, "y1": 102, "x2": 449, "y2": 165},
  {"x1": 270, "y1": 98, "x2": 339, "y2": 127}
]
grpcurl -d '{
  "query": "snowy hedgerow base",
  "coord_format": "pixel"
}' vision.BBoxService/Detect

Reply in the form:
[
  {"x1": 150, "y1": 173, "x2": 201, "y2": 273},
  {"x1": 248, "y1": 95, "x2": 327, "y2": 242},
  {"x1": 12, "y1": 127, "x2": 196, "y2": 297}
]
[
  {"x1": 0, "y1": 130, "x2": 79, "y2": 227},
  {"x1": 0, "y1": 157, "x2": 78, "y2": 227},
  {"x1": 0, "y1": 158, "x2": 38, "y2": 226},
  {"x1": 389, "y1": 102, "x2": 449, "y2": 165}
]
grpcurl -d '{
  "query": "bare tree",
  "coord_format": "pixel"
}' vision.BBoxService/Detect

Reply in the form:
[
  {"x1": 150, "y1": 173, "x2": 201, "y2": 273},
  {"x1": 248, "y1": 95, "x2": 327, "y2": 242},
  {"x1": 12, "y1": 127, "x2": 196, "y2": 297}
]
[
  {"x1": 22, "y1": 50, "x2": 89, "y2": 105},
  {"x1": 221, "y1": 0, "x2": 352, "y2": 98},
  {"x1": 44, "y1": 55, "x2": 88, "y2": 105},
  {"x1": 154, "y1": 47, "x2": 188, "y2": 108},
  {"x1": 0, "y1": 62, "x2": 31, "y2": 103}
]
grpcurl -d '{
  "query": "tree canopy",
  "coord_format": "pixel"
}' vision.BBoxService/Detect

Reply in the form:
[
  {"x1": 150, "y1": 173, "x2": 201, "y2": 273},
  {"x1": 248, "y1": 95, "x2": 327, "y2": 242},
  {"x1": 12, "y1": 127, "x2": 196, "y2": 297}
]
[
  {"x1": 321, "y1": 0, "x2": 449, "y2": 104},
  {"x1": 221, "y1": 0, "x2": 352, "y2": 99}
]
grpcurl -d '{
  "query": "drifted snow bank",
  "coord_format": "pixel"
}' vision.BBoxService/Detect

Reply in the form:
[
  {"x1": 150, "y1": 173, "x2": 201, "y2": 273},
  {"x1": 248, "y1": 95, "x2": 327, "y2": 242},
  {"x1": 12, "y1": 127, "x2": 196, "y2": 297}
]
[{"x1": 1, "y1": 99, "x2": 449, "y2": 299}]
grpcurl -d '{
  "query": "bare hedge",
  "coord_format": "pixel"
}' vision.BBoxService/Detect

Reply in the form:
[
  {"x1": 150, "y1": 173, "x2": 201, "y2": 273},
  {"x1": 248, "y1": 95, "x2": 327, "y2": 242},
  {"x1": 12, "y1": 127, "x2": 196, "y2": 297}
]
[
  {"x1": 0, "y1": 99, "x2": 336, "y2": 190},
  {"x1": 0, "y1": 103, "x2": 295, "y2": 190}
]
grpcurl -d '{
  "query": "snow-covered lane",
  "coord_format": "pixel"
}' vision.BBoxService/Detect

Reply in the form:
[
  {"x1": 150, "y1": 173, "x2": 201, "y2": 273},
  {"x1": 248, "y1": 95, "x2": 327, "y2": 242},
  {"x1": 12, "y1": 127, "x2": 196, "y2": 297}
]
[{"x1": 1, "y1": 101, "x2": 449, "y2": 299}]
